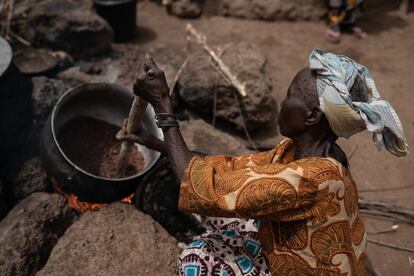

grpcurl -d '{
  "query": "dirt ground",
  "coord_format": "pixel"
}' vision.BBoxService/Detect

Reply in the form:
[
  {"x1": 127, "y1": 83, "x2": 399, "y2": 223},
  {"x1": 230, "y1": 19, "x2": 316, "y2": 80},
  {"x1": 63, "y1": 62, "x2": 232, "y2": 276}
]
[{"x1": 117, "y1": 1, "x2": 414, "y2": 274}]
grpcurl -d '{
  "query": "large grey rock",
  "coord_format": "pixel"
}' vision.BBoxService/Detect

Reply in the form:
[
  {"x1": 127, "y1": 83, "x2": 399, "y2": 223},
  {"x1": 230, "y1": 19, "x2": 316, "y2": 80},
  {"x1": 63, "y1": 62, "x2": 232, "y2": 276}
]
[
  {"x1": 178, "y1": 42, "x2": 277, "y2": 131},
  {"x1": 11, "y1": 158, "x2": 50, "y2": 201},
  {"x1": 32, "y1": 77, "x2": 74, "y2": 123},
  {"x1": 181, "y1": 119, "x2": 251, "y2": 155},
  {"x1": 37, "y1": 203, "x2": 179, "y2": 276},
  {"x1": 25, "y1": 0, "x2": 113, "y2": 57},
  {"x1": 219, "y1": 0, "x2": 326, "y2": 21},
  {"x1": 0, "y1": 192, "x2": 75, "y2": 276}
]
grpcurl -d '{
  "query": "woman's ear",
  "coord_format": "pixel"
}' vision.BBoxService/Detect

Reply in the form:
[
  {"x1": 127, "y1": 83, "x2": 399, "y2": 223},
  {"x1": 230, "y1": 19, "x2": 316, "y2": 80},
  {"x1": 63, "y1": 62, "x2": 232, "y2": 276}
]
[{"x1": 305, "y1": 106, "x2": 323, "y2": 126}]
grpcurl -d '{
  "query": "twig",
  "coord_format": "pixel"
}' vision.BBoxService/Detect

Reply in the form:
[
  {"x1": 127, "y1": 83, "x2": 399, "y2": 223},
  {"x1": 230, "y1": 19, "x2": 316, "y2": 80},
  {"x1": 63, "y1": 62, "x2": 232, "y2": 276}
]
[
  {"x1": 186, "y1": 23, "x2": 247, "y2": 97},
  {"x1": 232, "y1": 89, "x2": 258, "y2": 151},
  {"x1": 211, "y1": 65, "x2": 220, "y2": 127},
  {"x1": 367, "y1": 224, "x2": 399, "y2": 235},
  {"x1": 359, "y1": 184, "x2": 414, "y2": 193},
  {"x1": 217, "y1": 43, "x2": 234, "y2": 57},
  {"x1": 9, "y1": 31, "x2": 31, "y2": 46},
  {"x1": 169, "y1": 54, "x2": 193, "y2": 96},
  {"x1": 358, "y1": 199, "x2": 414, "y2": 225},
  {"x1": 0, "y1": 0, "x2": 6, "y2": 16},
  {"x1": 398, "y1": 0, "x2": 409, "y2": 19},
  {"x1": 0, "y1": 0, "x2": 10, "y2": 36},
  {"x1": 368, "y1": 238, "x2": 414, "y2": 253},
  {"x1": 4, "y1": 0, "x2": 14, "y2": 39},
  {"x1": 211, "y1": 45, "x2": 232, "y2": 127}
]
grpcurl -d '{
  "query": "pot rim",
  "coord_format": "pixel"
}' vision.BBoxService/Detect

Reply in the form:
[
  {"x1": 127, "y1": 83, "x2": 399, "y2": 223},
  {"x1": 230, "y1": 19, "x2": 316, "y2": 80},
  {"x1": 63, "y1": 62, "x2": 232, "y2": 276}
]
[
  {"x1": 92, "y1": 0, "x2": 136, "y2": 6},
  {"x1": 0, "y1": 36, "x2": 12, "y2": 77},
  {"x1": 50, "y1": 82, "x2": 162, "y2": 182}
]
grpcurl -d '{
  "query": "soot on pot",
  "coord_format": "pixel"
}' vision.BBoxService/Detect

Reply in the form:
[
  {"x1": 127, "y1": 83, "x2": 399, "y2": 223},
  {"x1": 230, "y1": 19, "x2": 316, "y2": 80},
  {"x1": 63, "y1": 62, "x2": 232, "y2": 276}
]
[{"x1": 57, "y1": 117, "x2": 144, "y2": 178}]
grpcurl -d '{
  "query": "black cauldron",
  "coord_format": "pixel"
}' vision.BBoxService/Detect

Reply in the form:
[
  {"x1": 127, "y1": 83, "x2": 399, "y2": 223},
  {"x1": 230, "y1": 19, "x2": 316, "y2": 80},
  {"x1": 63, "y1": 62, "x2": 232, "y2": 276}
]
[
  {"x1": 0, "y1": 36, "x2": 33, "y2": 166},
  {"x1": 40, "y1": 83, "x2": 163, "y2": 203},
  {"x1": 93, "y1": 0, "x2": 137, "y2": 42}
]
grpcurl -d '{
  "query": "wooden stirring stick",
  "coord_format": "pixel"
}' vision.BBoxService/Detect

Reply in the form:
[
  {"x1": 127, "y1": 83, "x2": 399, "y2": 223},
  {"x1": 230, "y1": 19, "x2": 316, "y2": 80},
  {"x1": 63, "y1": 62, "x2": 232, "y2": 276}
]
[{"x1": 116, "y1": 96, "x2": 148, "y2": 177}]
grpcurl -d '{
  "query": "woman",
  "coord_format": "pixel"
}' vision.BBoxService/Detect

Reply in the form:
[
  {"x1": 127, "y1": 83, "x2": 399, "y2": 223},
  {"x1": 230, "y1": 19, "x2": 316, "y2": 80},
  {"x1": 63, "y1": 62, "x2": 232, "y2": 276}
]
[
  {"x1": 119, "y1": 50, "x2": 408, "y2": 275},
  {"x1": 326, "y1": 0, "x2": 367, "y2": 43}
]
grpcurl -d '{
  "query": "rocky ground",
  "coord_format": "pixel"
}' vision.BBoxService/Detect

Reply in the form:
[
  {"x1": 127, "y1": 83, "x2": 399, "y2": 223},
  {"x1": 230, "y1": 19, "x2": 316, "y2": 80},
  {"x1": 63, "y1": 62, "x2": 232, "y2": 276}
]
[{"x1": 0, "y1": 0, "x2": 413, "y2": 275}]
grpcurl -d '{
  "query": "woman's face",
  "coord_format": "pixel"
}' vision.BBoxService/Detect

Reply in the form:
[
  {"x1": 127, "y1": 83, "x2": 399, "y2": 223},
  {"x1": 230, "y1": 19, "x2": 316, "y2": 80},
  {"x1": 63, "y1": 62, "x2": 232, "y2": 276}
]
[{"x1": 278, "y1": 77, "x2": 313, "y2": 138}]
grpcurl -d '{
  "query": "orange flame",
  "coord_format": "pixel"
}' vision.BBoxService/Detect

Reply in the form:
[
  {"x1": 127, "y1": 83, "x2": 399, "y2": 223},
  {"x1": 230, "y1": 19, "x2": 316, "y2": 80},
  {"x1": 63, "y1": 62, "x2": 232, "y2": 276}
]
[{"x1": 52, "y1": 178, "x2": 134, "y2": 213}]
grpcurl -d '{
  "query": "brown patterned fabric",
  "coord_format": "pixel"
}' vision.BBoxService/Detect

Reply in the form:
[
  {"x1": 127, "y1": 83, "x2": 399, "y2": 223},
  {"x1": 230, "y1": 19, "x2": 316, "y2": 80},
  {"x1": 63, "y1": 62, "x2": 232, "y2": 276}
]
[{"x1": 178, "y1": 139, "x2": 366, "y2": 275}]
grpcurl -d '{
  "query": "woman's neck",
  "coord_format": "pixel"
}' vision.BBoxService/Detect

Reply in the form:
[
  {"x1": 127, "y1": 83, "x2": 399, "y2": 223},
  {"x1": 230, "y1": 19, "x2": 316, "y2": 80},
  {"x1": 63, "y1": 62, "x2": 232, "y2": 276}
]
[{"x1": 292, "y1": 131, "x2": 337, "y2": 160}]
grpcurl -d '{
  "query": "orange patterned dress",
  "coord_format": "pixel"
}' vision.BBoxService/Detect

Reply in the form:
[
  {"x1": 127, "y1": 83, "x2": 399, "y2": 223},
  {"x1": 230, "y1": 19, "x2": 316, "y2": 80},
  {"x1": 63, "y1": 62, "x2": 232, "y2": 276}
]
[{"x1": 178, "y1": 138, "x2": 366, "y2": 275}]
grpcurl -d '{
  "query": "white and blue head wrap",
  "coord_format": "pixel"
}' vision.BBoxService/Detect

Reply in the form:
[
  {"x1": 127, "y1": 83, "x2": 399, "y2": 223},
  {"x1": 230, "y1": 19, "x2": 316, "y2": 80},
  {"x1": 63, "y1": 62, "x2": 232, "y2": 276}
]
[{"x1": 309, "y1": 49, "x2": 409, "y2": 157}]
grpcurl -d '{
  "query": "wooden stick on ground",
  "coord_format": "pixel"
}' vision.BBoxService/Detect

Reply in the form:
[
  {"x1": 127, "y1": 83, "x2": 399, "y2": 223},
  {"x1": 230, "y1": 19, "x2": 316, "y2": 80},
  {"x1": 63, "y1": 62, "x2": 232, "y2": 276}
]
[
  {"x1": 4, "y1": 0, "x2": 14, "y2": 39},
  {"x1": 368, "y1": 238, "x2": 414, "y2": 253},
  {"x1": 186, "y1": 23, "x2": 247, "y2": 97},
  {"x1": 116, "y1": 96, "x2": 148, "y2": 177},
  {"x1": 358, "y1": 199, "x2": 414, "y2": 225}
]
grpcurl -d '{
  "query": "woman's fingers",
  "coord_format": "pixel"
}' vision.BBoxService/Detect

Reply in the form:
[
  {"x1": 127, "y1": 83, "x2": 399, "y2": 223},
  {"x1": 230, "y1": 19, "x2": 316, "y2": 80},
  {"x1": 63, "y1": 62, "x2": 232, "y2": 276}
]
[
  {"x1": 116, "y1": 134, "x2": 140, "y2": 143},
  {"x1": 144, "y1": 53, "x2": 157, "y2": 70}
]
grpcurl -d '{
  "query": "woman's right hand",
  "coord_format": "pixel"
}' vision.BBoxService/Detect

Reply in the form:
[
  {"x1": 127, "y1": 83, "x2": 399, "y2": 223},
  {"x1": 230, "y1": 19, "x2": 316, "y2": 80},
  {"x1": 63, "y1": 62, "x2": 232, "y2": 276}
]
[{"x1": 116, "y1": 119, "x2": 166, "y2": 154}]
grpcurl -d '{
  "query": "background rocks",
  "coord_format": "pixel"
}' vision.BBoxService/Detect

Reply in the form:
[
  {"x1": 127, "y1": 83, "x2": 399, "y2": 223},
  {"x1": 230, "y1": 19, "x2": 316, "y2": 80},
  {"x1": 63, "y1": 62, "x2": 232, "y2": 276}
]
[
  {"x1": 38, "y1": 203, "x2": 179, "y2": 276},
  {"x1": 219, "y1": 0, "x2": 326, "y2": 21},
  {"x1": 136, "y1": 157, "x2": 205, "y2": 243},
  {"x1": 0, "y1": 193, "x2": 75, "y2": 276},
  {"x1": 24, "y1": 0, "x2": 113, "y2": 57},
  {"x1": 10, "y1": 158, "x2": 51, "y2": 202},
  {"x1": 167, "y1": 0, "x2": 203, "y2": 18},
  {"x1": 180, "y1": 119, "x2": 251, "y2": 155},
  {"x1": 178, "y1": 42, "x2": 277, "y2": 131},
  {"x1": 32, "y1": 77, "x2": 74, "y2": 123}
]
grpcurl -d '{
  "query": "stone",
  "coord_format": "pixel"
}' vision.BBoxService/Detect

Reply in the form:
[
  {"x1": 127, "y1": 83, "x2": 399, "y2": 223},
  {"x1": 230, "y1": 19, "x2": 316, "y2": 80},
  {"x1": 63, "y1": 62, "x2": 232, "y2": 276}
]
[
  {"x1": 57, "y1": 65, "x2": 120, "y2": 85},
  {"x1": 0, "y1": 192, "x2": 75, "y2": 276},
  {"x1": 32, "y1": 77, "x2": 74, "y2": 123},
  {"x1": 37, "y1": 203, "x2": 179, "y2": 276},
  {"x1": 178, "y1": 42, "x2": 277, "y2": 131},
  {"x1": 136, "y1": 157, "x2": 205, "y2": 243},
  {"x1": 180, "y1": 119, "x2": 251, "y2": 155},
  {"x1": 219, "y1": 0, "x2": 326, "y2": 21},
  {"x1": 25, "y1": 0, "x2": 113, "y2": 57},
  {"x1": 11, "y1": 158, "x2": 50, "y2": 201},
  {"x1": 168, "y1": 0, "x2": 203, "y2": 18}
]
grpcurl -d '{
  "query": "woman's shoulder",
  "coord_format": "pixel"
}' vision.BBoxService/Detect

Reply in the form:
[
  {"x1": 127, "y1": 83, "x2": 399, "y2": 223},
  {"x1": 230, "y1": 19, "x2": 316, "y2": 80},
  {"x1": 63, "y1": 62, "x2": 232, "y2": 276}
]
[
  {"x1": 327, "y1": 143, "x2": 348, "y2": 168},
  {"x1": 294, "y1": 155, "x2": 346, "y2": 182}
]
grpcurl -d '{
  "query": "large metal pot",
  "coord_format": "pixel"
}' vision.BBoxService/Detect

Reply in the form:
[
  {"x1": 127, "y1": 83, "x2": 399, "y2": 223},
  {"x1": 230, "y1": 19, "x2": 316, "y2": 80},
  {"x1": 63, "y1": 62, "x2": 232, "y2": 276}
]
[
  {"x1": 40, "y1": 83, "x2": 163, "y2": 203},
  {"x1": 0, "y1": 36, "x2": 33, "y2": 166}
]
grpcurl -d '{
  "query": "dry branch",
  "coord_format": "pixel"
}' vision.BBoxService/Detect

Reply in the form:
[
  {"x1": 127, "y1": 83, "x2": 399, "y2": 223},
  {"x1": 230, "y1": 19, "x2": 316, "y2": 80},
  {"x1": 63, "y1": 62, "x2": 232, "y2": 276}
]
[{"x1": 186, "y1": 23, "x2": 247, "y2": 97}]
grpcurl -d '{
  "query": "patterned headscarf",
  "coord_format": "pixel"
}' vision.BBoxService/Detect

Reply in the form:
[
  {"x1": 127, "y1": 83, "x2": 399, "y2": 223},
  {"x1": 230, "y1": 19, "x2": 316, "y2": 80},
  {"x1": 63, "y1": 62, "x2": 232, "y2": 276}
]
[{"x1": 309, "y1": 49, "x2": 409, "y2": 157}]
